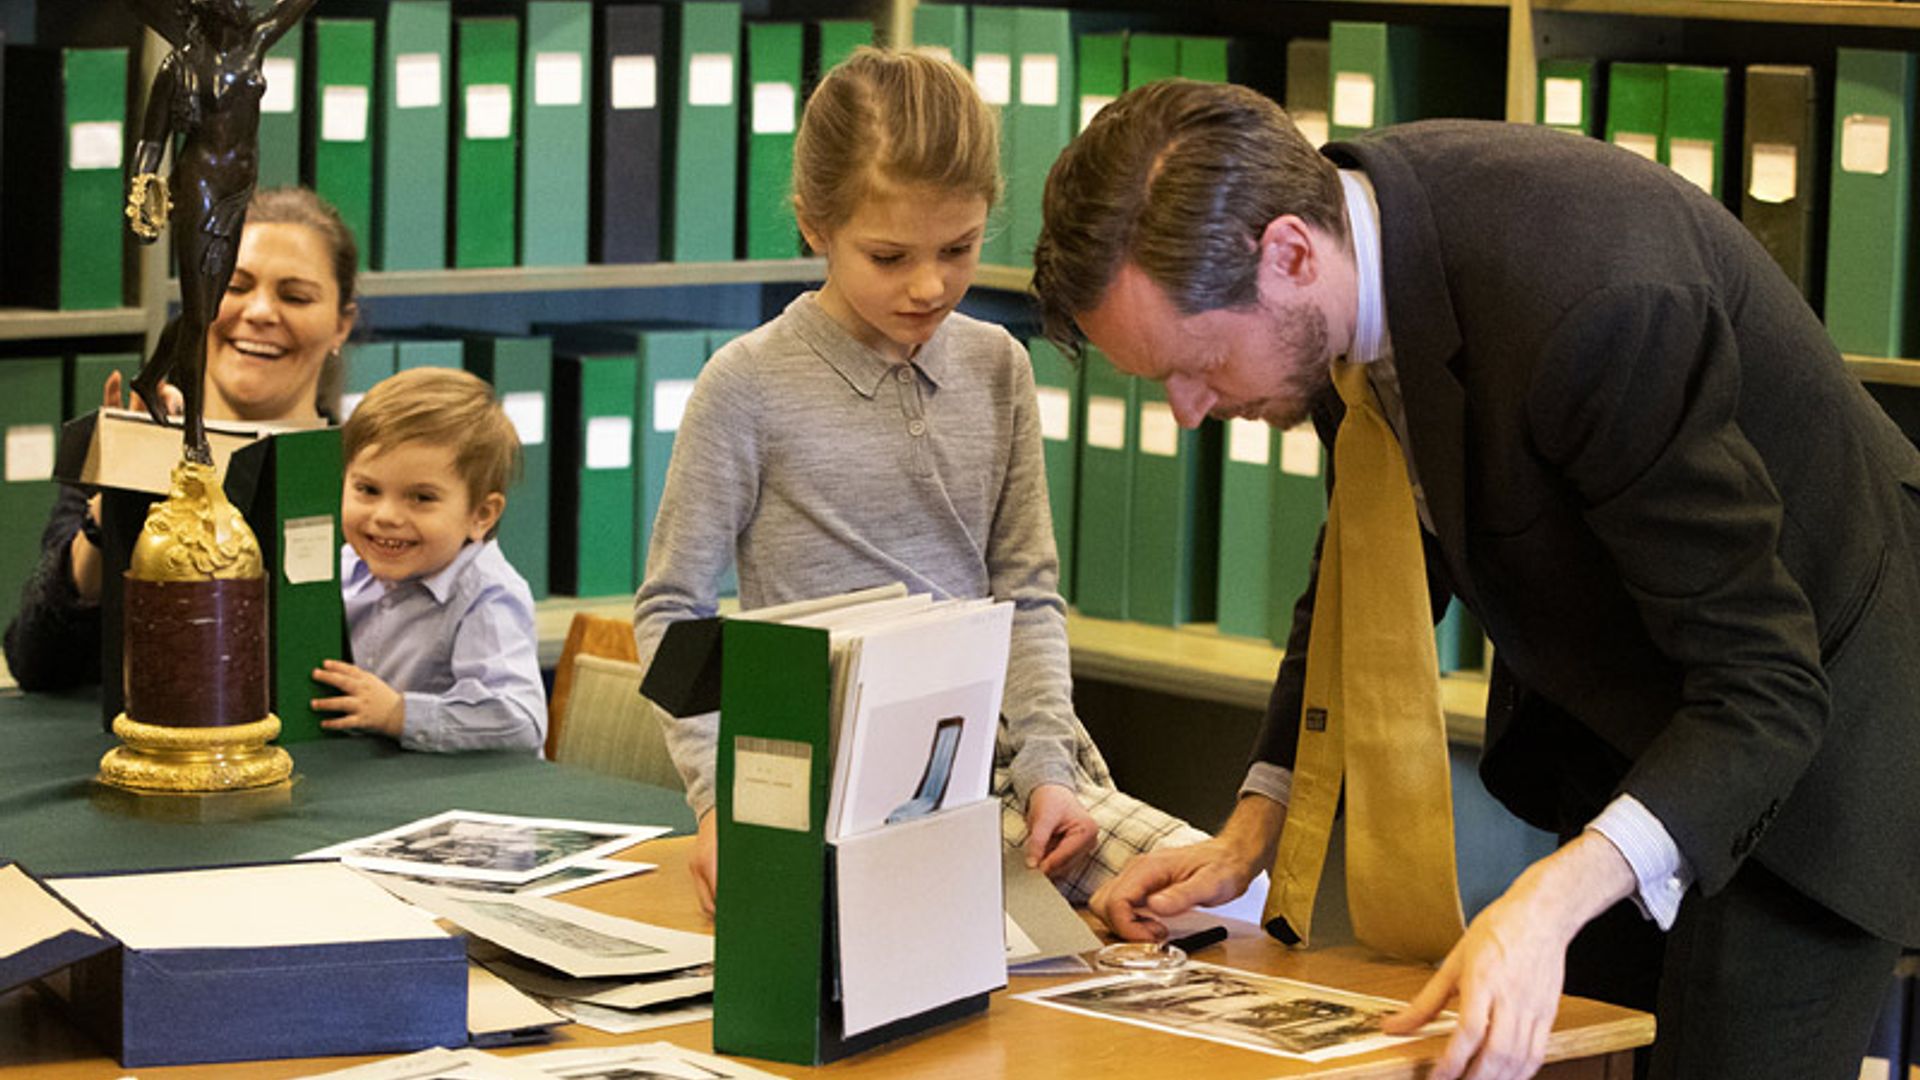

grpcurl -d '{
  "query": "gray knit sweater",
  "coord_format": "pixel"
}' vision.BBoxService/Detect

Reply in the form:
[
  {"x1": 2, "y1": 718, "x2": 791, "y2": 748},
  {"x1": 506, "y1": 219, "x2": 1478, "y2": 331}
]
[{"x1": 634, "y1": 292, "x2": 1106, "y2": 816}]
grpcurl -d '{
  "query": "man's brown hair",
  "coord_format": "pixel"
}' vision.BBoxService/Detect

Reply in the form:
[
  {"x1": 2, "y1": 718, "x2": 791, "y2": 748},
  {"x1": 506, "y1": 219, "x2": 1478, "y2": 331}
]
[
  {"x1": 1032, "y1": 79, "x2": 1346, "y2": 356},
  {"x1": 342, "y1": 368, "x2": 521, "y2": 533}
]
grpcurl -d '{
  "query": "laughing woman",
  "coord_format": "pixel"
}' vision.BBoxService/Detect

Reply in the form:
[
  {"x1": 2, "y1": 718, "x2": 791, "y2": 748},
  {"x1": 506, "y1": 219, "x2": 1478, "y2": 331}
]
[{"x1": 3, "y1": 187, "x2": 357, "y2": 691}]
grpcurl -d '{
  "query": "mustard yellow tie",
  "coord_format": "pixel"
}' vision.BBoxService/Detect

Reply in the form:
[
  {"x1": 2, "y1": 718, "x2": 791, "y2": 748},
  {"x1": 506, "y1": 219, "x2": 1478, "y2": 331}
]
[{"x1": 1262, "y1": 358, "x2": 1465, "y2": 964}]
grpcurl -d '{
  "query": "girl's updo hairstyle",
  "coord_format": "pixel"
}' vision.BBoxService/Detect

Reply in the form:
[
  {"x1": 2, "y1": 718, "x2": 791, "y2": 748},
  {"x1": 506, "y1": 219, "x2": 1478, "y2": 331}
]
[{"x1": 792, "y1": 45, "x2": 1001, "y2": 233}]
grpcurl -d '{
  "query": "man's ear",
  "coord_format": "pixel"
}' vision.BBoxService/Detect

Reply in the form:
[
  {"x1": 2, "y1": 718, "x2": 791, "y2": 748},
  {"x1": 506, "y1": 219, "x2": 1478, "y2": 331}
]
[
  {"x1": 469, "y1": 491, "x2": 506, "y2": 541},
  {"x1": 1255, "y1": 214, "x2": 1319, "y2": 290}
]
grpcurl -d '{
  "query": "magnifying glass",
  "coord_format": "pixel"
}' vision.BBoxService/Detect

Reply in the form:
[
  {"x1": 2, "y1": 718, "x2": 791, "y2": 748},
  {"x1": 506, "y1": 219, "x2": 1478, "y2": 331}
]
[{"x1": 1093, "y1": 926, "x2": 1228, "y2": 975}]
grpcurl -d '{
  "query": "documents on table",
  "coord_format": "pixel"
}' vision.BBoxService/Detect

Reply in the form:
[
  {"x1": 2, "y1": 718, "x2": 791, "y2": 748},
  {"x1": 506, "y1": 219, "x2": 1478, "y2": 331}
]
[
  {"x1": 1017, "y1": 962, "x2": 1456, "y2": 1063},
  {"x1": 366, "y1": 858, "x2": 654, "y2": 899},
  {"x1": 301, "y1": 809, "x2": 668, "y2": 885},
  {"x1": 295, "y1": 1041, "x2": 790, "y2": 1078},
  {"x1": 379, "y1": 876, "x2": 712, "y2": 978},
  {"x1": 1001, "y1": 844, "x2": 1101, "y2": 969}
]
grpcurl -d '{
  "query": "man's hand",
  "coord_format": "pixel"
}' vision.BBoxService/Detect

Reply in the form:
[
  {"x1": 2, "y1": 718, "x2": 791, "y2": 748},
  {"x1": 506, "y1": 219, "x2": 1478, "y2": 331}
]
[
  {"x1": 1384, "y1": 831, "x2": 1637, "y2": 1080},
  {"x1": 1089, "y1": 795, "x2": 1285, "y2": 941},
  {"x1": 311, "y1": 659, "x2": 406, "y2": 738},
  {"x1": 1023, "y1": 782, "x2": 1098, "y2": 877},
  {"x1": 689, "y1": 809, "x2": 718, "y2": 917}
]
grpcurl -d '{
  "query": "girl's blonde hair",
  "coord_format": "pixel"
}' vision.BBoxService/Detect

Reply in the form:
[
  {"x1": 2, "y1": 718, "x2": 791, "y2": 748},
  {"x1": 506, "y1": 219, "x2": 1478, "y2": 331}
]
[{"x1": 792, "y1": 45, "x2": 1001, "y2": 233}]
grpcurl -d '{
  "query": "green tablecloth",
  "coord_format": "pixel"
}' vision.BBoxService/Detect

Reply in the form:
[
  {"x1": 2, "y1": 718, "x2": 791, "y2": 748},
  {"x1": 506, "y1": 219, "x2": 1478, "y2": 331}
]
[{"x1": 0, "y1": 690, "x2": 695, "y2": 875}]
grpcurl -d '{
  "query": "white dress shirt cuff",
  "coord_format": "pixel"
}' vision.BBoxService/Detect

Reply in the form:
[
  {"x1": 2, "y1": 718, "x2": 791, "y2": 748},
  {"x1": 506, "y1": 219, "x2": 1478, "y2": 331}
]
[
  {"x1": 1239, "y1": 761, "x2": 1294, "y2": 808},
  {"x1": 1586, "y1": 793, "x2": 1694, "y2": 930}
]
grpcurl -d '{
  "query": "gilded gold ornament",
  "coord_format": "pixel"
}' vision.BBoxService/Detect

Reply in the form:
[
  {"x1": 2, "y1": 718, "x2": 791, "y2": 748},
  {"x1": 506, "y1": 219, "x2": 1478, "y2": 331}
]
[{"x1": 130, "y1": 459, "x2": 263, "y2": 582}]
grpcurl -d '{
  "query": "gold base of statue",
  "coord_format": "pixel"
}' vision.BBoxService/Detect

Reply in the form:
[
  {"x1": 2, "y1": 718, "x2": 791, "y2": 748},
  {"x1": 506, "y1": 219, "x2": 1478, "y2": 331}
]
[{"x1": 98, "y1": 713, "x2": 292, "y2": 793}]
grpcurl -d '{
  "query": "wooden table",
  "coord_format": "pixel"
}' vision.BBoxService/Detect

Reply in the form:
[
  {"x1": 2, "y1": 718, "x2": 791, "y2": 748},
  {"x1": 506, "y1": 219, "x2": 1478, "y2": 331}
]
[{"x1": 2, "y1": 836, "x2": 1652, "y2": 1079}]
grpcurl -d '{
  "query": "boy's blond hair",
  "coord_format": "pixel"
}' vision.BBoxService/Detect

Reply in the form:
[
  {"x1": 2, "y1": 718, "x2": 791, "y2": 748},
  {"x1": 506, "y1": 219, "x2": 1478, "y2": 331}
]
[
  {"x1": 342, "y1": 368, "x2": 521, "y2": 530},
  {"x1": 792, "y1": 45, "x2": 1001, "y2": 233}
]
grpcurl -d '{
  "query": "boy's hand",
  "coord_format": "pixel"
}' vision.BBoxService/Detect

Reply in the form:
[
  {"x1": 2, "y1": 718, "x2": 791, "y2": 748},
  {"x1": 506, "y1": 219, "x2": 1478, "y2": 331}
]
[
  {"x1": 1024, "y1": 782, "x2": 1098, "y2": 877},
  {"x1": 312, "y1": 659, "x2": 406, "y2": 738}
]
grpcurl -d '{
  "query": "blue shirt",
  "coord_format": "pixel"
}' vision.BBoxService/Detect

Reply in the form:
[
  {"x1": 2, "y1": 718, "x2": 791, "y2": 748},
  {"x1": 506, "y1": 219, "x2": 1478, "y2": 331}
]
[{"x1": 341, "y1": 538, "x2": 546, "y2": 754}]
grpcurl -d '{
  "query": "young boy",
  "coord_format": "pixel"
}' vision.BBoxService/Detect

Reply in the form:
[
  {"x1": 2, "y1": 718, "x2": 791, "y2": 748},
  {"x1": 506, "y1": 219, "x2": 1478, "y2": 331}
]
[{"x1": 312, "y1": 366, "x2": 547, "y2": 753}]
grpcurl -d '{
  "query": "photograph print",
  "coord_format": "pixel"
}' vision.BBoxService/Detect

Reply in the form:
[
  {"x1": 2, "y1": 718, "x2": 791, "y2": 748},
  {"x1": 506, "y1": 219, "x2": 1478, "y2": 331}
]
[{"x1": 303, "y1": 810, "x2": 666, "y2": 884}]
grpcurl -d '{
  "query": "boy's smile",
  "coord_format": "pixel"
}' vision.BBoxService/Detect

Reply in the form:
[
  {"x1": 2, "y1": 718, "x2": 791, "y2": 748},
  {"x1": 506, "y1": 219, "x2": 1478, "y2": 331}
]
[{"x1": 342, "y1": 441, "x2": 503, "y2": 584}]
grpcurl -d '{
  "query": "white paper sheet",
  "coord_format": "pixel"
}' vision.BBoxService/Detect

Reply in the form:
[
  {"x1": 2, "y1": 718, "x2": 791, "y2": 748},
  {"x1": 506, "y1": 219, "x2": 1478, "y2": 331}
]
[
  {"x1": 1227, "y1": 418, "x2": 1270, "y2": 466},
  {"x1": 501, "y1": 391, "x2": 547, "y2": 448},
  {"x1": 686, "y1": 53, "x2": 734, "y2": 107},
  {"x1": 281, "y1": 515, "x2": 335, "y2": 585},
  {"x1": 751, "y1": 81, "x2": 797, "y2": 134},
  {"x1": 610, "y1": 54, "x2": 657, "y2": 110},
  {"x1": 262, "y1": 56, "x2": 298, "y2": 113},
  {"x1": 67, "y1": 121, "x2": 122, "y2": 170},
  {"x1": 1137, "y1": 401, "x2": 1179, "y2": 457},
  {"x1": 302, "y1": 809, "x2": 665, "y2": 884},
  {"x1": 393, "y1": 53, "x2": 443, "y2": 109},
  {"x1": 651, "y1": 379, "x2": 695, "y2": 433},
  {"x1": 1331, "y1": 72, "x2": 1374, "y2": 130},
  {"x1": 1036, "y1": 385, "x2": 1072, "y2": 442},
  {"x1": 973, "y1": 53, "x2": 1011, "y2": 105},
  {"x1": 1280, "y1": 423, "x2": 1322, "y2": 478},
  {"x1": 1541, "y1": 77, "x2": 1584, "y2": 128},
  {"x1": 5, "y1": 424, "x2": 55, "y2": 483},
  {"x1": 1020, "y1": 54, "x2": 1059, "y2": 106},
  {"x1": 322, "y1": 85, "x2": 370, "y2": 143},
  {"x1": 1748, "y1": 143, "x2": 1798, "y2": 203},
  {"x1": 585, "y1": 415, "x2": 633, "y2": 471},
  {"x1": 534, "y1": 52, "x2": 584, "y2": 107},
  {"x1": 466, "y1": 84, "x2": 514, "y2": 140},
  {"x1": 385, "y1": 879, "x2": 713, "y2": 978},
  {"x1": 1084, "y1": 395, "x2": 1127, "y2": 450},
  {"x1": 1841, "y1": 113, "x2": 1891, "y2": 176}
]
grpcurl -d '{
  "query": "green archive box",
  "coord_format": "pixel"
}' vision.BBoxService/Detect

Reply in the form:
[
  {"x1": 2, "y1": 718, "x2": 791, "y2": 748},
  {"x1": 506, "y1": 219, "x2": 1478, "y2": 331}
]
[
  {"x1": 258, "y1": 29, "x2": 303, "y2": 189},
  {"x1": 463, "y1": 332, "x2": 554, "y2": 601},
  {"x1": 0, "y1": 358, "x2": 64, "y2": 630},
  {"x1": 1216, "y1": 419, "x2": 1277, "y2": 639},
  {"x1": 1027, "y1": 338, "x2": 1081, "y2": 603},
  {"x1": 453, "y1": 16, "x2": 520, "y2": 269},
  {"x1": 668, "y1": 1, "x2": 743, "y2": 262},
  {"x1": 377, "y1": 1, "x2": 451, "y2": 271},
  {"x1": 521, "y1": 1, "x2": 592, "y2": 267},
  {"x1": 1824, "y1": 48, "x2": 1917, "y2": 358},
  {"x1": 310, "y1": 19, "x2": 376, "y2": 271},
  {"x1": 1125, "y1": 383, "x2": 1218, "y2": 627},
  {"x1": 1074, "y1": 351, "x2": 1133, "y2": 620},
  {"x1": 744, "y1": 22, "x2": 802, "y2": 261}
]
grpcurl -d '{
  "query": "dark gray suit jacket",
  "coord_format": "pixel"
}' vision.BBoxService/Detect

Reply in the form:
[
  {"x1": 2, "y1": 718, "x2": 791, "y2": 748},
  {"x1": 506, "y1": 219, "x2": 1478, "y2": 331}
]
[{"x1": 1253, "y1": 120, "x2": 1920, "y2": 946}]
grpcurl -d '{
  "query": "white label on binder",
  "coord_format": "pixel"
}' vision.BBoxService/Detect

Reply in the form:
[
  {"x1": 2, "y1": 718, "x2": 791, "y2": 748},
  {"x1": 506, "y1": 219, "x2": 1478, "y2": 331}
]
[
  {"x1": 1020, "y1": 54, "x2": 1059, "y2": 107},
  {"x1": 653, "y1": 379, "x2": 695, "y2": 433},
  {"x1": 1612, "y1": 131, "x2": 1658, "y2": 162},
  {"x1": 321, "y1": 85, "x2": 369, "y2": 142},
  {"x1": 466, "y1": 84, "x2": 513, "y2": 139},
  {"x1": 1667, "y1": 138, "x2": 1716, "y2": 193},
  {"x1": 282, "y1": 515, "x2": 335, "y2": 585},
  {"x1": 734, "y1": 735, "x2": 812, "y2": 832},
  {"x1": 1228, "y1": 418, "x2": 1270, "y2": 466},
  {"x1": 68, "y1": 121, "x2": 122, "y2": 170},
  {"x1": 394, "y1": 53, "x2": 442, "y2": 109},
  {"x1": 1294, "y1": 110, "x2": 1330, "y2": 149},
  {"x1": 1280, "y1": 423, "x2": 1321, "y2": 478},
  {"x1": 4, "y1": 425, "x2": 54, "y2": 482},
  {"x1": 687, "y1": 53, "x2": 734, "y2": 107},
  {"x1": 751, "y1": 81, "x2": 797, "y2": 134},
  {"x1": 917, "y1": 44, "x2": 954, "y2": 65},
  {"x1": 1036, "y1": 386, "x2": 1071, "y2": 442},
  {"x1": 261, "y1": 57, "x2": 298, "y2": 114},
  {"x1": 610, "y1": 55, "x2": 657, "y2": 110},
  {"x1": 1331, "y1": 71, "x2": 1375, "y2": 130},
  {"x1": 1748, "y1": 143, "x2": 1798, "y2": 204},
  {"x1": 1138, "y1": 402, "x2": 1179, "y2": 457},
  {"x1": 974, "y1": 53, "x2": 1012, "y2": 106},
  {"x1": 502, "y1": 391, "x2": 546, "y2": 447},
  {"x1": 585, "y1": 416, "x2": 633, "y2": 470},
  {"x1": 1840, "y1": 114, "x2": 1891, "y2": 176},
  {"x1": 1084, "y1": 396, "x2": 1127, "y2": 450},
  {"x1": 340, "y1": 392, "x2": 366, "y2": 421},
  {"x1": 534, "y1": 51, "x2": 583, "y2": 107},
  {"x1": 1542, "y1": 77, "x2": 1584, "y2": 128},
  {"x1": 1079, "y1": 94, "x2": 1114, "y2": 133}
]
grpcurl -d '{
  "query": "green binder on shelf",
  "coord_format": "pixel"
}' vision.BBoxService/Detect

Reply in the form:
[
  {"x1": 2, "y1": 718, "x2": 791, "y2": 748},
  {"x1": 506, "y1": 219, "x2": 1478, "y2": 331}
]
[
  {"x1": 539, "y1": 322, "x2": 706, "y2": 585},
  {"x1": 462, "y1": 332, "x2": 554, "y2": 601},
  {"x1": 1267, "y1": 421, "x2": 1326, "y2": 648},
  {"x1": 1285, "y1": 37, "x2": 1331, "y2": 148},
  {"x1": 551, "y1": 350, "x2": 639, "y2": 598},
  {"x1": 66, "y1": 352, "x2": 140, "y2": 420},
  {"x1": 812, "y1": 18, "x2": 872, "y2": 81},
  {"x1": 1663, "y1": 64, "x2": 1728, "y2": 200},
  {"x1": 377, "y1": 1, "x2": 450, "y2": 271},
  {"x1": 0, "y1": 46, "x2": 128, "y2": 311},
  {"x1": 1326, "y1": 21, "x2": 1503, "y2": 142},
  {"x1": 1742, "y1": 64, "x2": 1821, "y2": 299},
  {"x1": 1215, "y1": 419, "x2": 1276, "y2": 639},
  {"x1": 1179, "y1": 36, "x2": 1235, "y2": 83},
  {"x1": 310, "y1": 19, "x2": 375, "y2": 271},
  {"x1": 521, "y1": 1, "x2": 592, "y2": 267},
  {"x1": 969, "y1": 4, "x2": 1014, "y2": 266},
  {"x1": 0, "y1": 358, "x2": 64, "y2": 630},
  {"x1": 223, "y1": 428, "x2": 347, "y2": 746},
  {"x1": 1026, "y1": 338, "x2": 1081, "y2": 603},
  {"x1": 393, "y1": 336, "x2": 462, "y2": 371},
  {"x1": 1536, "y1": 57, "x2": 1598, "y2": 136},
  {"x1": 258, "y1": 28, "x2": 303, "y2": 189},
  {"x1": 1824, "y1": 48, "x2": 1916, "y2": 359},
  {"x1": 1605, "y1": 61, "x2": 1666, "y2": 165},
  {"x1": 1007, "y1": 7, "x2": 1073, "y2": 267},
  {"x1": 668, "y1": 1, "x2": 742, "y2": 262},
  {"x1": 453, "y1": 16, "x2": 519, "y2": 269},
  {"x1": 1074, "y1": 351, "x2": 1133, "y2": 620},
  {"x1": 1076, "y1": 32, "x2": 1123, "y2": 135},
  {"x1": 1436, "y1": 598, "x2": 1484, "y2": 675},
  {"x1": 911, "y1": 2, "x2": 969, "y2": 68},
  {"x1": 1125, "y1": 383, "x2": 1217, "y2": 627},
  {"x1": 1126, "y1": 33, "x2": 1180, "y2": 88},
  {"x1": 744, "y1": 22, "x2": 802, "y2": 261},
  {"x1": 338, "y1": 339, "x2": 397, "y2": 421}
]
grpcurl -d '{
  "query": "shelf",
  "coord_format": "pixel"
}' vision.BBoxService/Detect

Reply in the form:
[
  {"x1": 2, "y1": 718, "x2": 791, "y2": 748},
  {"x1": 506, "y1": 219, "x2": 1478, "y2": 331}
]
[
  {"x1": 164, "y1": 259, "x2": 828, "y2": 302},
  {"x1": 1532, "y1": 0, "x2": 1920, "y2": 28},
  {"x1": 1063, "y1": 611, "x2": 1490, "y2": 746},
  {"x1": 0, "y1": 307, "x2": 150, "y2": 342},
  {"x1": 973, "y1": 264, "x2": 1035, "y2": 293},
  {"x1": 1846, "y1": 356, "x2": 1920, "y2": 389}
]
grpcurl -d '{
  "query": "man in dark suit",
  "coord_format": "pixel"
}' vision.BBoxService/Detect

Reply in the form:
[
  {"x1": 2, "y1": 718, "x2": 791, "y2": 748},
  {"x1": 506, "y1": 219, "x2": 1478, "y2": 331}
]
[{"x1": 1033, "y1": 79, "x2": 1920, "y2": 1080}]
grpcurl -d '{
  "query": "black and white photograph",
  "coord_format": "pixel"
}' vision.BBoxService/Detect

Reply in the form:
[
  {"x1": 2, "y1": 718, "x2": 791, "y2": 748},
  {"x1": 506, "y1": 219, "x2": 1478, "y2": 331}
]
[
  {"x1": 514, "y1": 1043, "x2": 788, "y2": 1079},
  {"x1": 1017, "y1": 963, "x2": 1455, "y2": 1062},
  {"x1": 365, "y1": 859, "x2": 655, "y2": 900},
  {"x1": 378, "y1": 878, "x2": 715, "y2": 978},
  {"x1": 302, "y1": 810, "x2": 668, "y2": 884}
]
